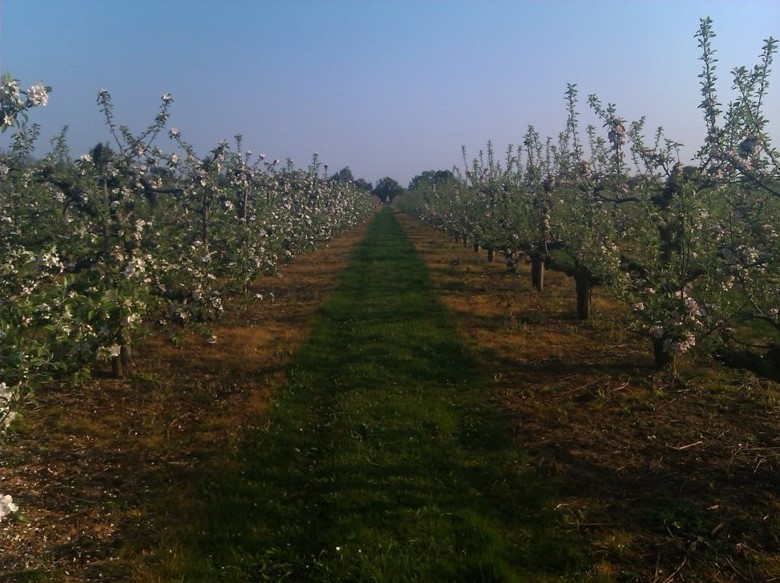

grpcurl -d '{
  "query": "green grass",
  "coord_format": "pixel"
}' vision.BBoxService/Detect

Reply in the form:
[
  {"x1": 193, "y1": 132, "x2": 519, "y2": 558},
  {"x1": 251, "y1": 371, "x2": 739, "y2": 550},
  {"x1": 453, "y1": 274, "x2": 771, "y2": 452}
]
[{"x1": 149, "y1": 208, "x2": 591, "y2": 582}]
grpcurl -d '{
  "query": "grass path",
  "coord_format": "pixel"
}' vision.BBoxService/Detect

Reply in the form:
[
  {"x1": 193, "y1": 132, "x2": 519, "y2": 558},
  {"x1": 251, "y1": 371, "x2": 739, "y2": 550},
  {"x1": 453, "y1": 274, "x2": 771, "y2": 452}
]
[{"x1": 158, "y1": 208, "x2": 587, "y2": 582}]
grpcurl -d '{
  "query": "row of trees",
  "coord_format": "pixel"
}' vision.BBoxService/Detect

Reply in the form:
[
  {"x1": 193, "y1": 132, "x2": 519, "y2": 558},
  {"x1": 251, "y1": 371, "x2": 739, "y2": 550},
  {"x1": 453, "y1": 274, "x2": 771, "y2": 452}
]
[
  {"x1": 0, "y1": 83, "x2": 375, "y2": 450},
  {"x1": 399, "y1": 19, "x2": 779, "y2": 374},
  {"x1": 329, "y1": 166, "x2": 408, "y2": 203}
]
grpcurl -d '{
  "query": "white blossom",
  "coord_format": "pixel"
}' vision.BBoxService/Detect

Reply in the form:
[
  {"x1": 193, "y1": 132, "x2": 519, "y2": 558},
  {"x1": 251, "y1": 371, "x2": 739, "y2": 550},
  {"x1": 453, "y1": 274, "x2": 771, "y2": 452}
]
[
  {"x1": 648, "y1": 325, "x2": 665, "y2": 339},
  {"x1": 25, "y1": 83, "x2": 48, "y2": 107},
  {"x1": 0, "y1": 495, "x2": 18, "y2": 521}
]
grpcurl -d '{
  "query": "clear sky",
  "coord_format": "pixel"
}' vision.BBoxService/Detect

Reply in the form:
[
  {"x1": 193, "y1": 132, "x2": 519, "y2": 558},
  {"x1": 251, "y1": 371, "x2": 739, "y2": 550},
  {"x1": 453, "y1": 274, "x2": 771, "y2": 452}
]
[{"x1": 1, "y1": 0, "x2": 778, "y2": 186}]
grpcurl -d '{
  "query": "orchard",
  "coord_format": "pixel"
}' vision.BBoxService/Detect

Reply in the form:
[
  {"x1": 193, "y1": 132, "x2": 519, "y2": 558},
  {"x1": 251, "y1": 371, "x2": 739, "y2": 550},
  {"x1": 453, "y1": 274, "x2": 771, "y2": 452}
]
[{"x1": 1, "y1": 16, "x2": 779, "y2": 583}]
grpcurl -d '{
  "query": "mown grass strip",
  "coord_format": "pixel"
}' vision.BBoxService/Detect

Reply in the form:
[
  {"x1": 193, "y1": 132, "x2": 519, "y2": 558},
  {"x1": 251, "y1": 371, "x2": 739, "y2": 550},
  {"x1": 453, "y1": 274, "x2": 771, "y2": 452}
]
[{"x1": 155, "y1": 208, "x2": 589, "y2": 582}]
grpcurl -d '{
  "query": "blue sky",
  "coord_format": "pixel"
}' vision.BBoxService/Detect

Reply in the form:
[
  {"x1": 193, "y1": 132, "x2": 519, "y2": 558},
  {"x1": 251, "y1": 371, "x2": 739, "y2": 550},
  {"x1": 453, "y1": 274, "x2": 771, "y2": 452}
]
[{"x1": 1, "y1": 0, "x2": 778, "y2": 186}]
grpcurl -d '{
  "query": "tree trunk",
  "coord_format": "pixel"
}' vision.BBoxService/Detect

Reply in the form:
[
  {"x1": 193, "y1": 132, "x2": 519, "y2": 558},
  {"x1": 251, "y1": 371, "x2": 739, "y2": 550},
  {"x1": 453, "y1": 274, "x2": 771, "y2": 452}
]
[
  {"x1": 652, "y1": 338, "x2": 675, "y2": 370},
  {"x1": 487, "y1": 248, "x2": 495, "y2": 262},
  {"x1": 575, "y1": 271, "x2": 593, "y2": 320},
  {"x1": 531, "y1": 256, "x2": 545, "y2": 291},
  {"x1": 112, "y1": 343, "x2": 134, "y2": 378},
  {"x1": 112, "y1": 323, "x2": 135, "y2": 378},
  {"x1": 767, "y1": 343, "x2": 780, "y2": 378},
  {"x1": 473, "y1": 242, "x2": 480, "y2": 253}
]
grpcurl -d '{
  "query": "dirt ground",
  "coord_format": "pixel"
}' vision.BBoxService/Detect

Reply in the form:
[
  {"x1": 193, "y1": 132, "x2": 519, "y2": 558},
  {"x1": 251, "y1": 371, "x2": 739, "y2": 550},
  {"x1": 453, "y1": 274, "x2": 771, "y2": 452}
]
[{"x1": 2, "y1": 210, "x2": 779, "y2": 582}]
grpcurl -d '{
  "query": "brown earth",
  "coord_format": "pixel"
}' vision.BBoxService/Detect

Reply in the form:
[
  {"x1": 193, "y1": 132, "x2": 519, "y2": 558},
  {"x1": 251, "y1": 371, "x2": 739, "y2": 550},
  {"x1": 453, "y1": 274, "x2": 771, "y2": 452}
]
[{"x1": 1, "y1": 210, "x2": 779, "y2": 582}]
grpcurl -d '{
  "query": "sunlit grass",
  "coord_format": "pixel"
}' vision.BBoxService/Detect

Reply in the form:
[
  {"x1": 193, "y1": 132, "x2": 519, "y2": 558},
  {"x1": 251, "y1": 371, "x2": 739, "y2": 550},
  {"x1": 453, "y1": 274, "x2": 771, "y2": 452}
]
[{"x1": 141, "y1": 208, "x2": 593, "y2": 582}]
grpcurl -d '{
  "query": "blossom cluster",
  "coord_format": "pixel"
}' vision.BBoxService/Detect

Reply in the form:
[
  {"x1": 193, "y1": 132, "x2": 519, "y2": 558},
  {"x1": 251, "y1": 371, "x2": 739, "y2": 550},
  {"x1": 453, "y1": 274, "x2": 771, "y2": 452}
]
[
  {"x1": 0, "y1": 382, "x2": 16, "y2": 432},
  {"x1": 1, "y1": 75, "x2": 49, "y2": 129},
  {"x1": 0, "y1": 494, "x2": 18, "y2": 521}
]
